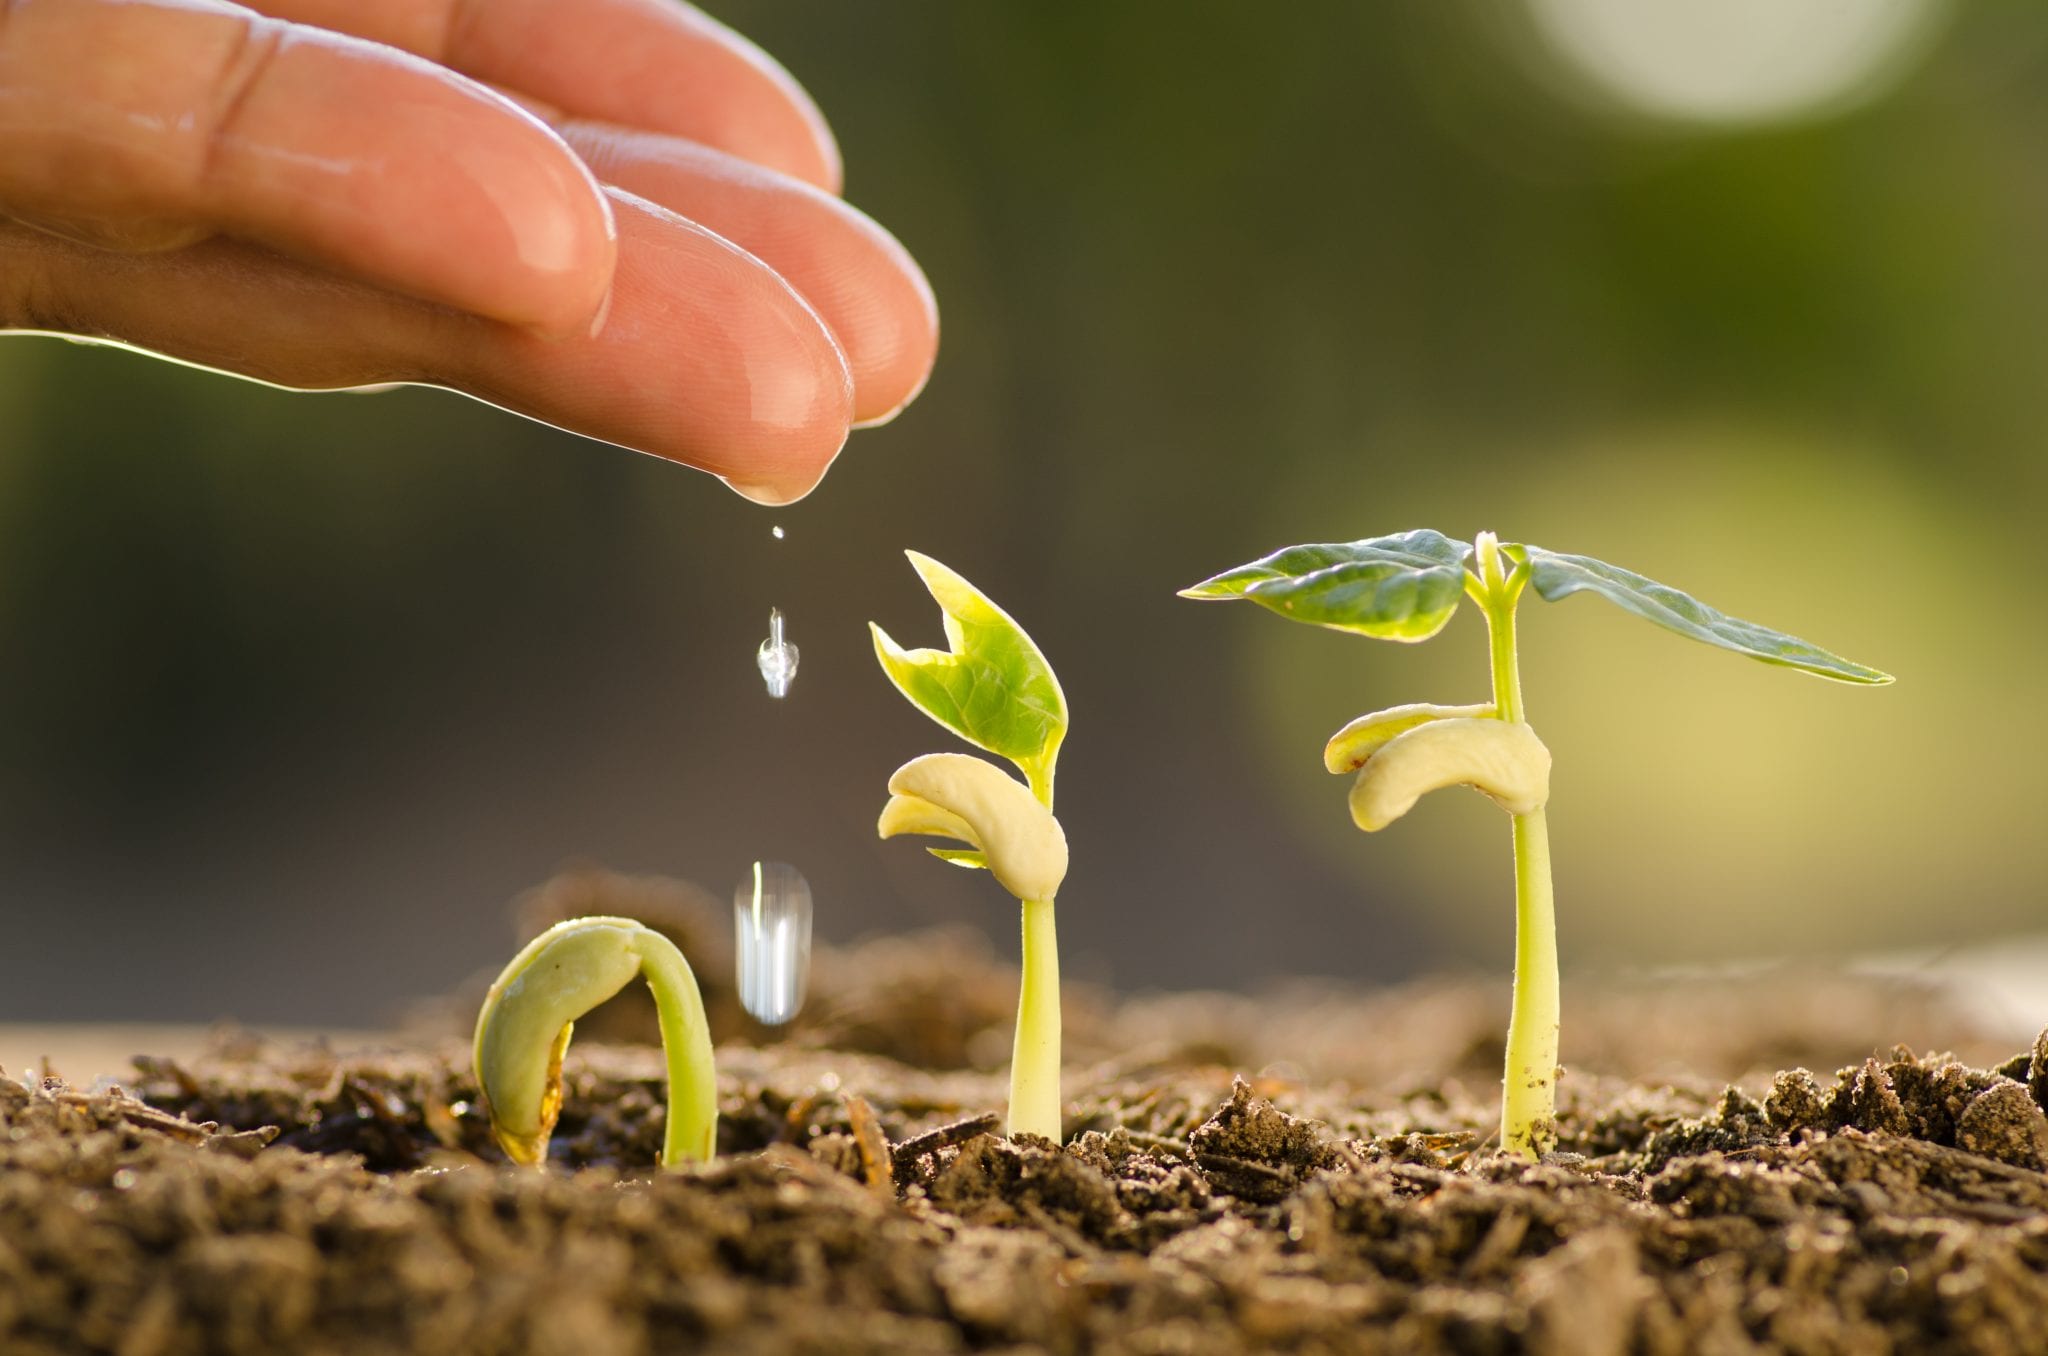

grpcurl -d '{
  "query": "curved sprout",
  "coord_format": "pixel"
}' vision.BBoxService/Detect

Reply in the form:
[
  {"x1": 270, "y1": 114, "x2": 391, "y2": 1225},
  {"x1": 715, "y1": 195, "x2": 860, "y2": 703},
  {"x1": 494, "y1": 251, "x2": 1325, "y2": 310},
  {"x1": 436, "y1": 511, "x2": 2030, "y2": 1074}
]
[{"x1": 473, "y1": 916, "x2": 717, "y2": 1168}]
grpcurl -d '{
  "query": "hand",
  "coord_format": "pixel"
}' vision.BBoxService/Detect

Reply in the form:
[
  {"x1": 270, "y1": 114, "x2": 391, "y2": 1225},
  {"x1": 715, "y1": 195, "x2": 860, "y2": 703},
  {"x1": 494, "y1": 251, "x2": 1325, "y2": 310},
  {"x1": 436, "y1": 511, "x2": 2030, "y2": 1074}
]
[{"x1": 0, "y1": 0, "x2": 938, "y2": 505}]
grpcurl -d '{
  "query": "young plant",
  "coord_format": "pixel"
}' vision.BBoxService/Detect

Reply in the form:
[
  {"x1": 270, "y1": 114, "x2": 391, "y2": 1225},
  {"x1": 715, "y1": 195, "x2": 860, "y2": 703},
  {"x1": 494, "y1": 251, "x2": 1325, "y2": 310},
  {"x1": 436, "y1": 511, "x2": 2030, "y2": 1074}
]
[
  {"x1": 871, "y1": 552, "x2": 1070, "y2": 1141},
  {"x1": 1182, "y1": 529, "x2": 1890, "y2": 1160},
  {"x1": 473, "y1": 915, "x2": 717, "y2": 1167}
]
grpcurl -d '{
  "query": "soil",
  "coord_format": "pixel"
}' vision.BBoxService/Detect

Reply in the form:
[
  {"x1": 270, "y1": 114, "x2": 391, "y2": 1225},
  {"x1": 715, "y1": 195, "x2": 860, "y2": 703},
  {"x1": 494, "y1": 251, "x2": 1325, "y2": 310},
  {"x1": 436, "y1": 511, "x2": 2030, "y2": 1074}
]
[{"x1": 4, "y1": 867, "x2": 2046, "y2": 1355}]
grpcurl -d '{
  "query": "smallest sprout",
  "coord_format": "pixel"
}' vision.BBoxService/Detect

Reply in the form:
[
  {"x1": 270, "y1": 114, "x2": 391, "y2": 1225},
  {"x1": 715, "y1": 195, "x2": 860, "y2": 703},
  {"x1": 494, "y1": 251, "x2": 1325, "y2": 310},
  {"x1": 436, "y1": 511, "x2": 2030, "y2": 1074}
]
[{"x1": 473, "y1": 916, "x2": 717, "y2": 1169}]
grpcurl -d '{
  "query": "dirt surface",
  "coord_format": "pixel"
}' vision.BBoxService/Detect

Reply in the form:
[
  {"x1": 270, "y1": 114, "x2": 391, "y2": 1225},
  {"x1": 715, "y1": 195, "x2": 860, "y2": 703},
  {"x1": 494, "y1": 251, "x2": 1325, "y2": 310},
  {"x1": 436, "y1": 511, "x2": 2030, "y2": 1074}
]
[{"x1": 4, "y1": 869, "x2": 2046, "y2": 1354}]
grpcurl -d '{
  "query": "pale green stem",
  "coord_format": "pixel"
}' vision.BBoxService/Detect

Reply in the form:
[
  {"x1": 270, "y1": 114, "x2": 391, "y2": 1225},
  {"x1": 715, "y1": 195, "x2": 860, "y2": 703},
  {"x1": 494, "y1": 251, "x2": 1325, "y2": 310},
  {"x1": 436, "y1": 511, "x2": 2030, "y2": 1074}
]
[
  {"x1": 628, "y1": 929, "x2": 720, "y2": 1166},
  {"x1": 1009, "y1": 897, "x2": 1063, "y2": 1141},
  {"x1": 1476, "y1": 534, "x2": 1559, "y2": 1160},
  {"x1": 1503, "y1": 808, "x2": 1559, "y2": 1158},
  {"x1": 1021, "y1": 750, "x2": 1059, "y2": 811}
]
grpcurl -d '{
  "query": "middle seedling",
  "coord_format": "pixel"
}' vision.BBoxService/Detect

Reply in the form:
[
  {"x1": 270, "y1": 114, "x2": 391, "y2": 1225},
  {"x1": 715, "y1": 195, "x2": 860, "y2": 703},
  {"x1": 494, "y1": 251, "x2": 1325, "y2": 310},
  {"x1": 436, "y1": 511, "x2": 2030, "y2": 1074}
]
[{"x1": 871, "y1": 552, "x2": 1070, "y2": 1141}]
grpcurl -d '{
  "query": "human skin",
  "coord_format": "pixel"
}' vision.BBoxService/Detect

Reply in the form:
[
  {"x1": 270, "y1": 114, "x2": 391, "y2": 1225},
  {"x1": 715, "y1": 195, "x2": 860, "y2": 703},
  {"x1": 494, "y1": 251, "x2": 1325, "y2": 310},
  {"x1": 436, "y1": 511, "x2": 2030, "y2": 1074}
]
[{"x1": 0, "y1": 0, "x2": 939, "y2": 505}]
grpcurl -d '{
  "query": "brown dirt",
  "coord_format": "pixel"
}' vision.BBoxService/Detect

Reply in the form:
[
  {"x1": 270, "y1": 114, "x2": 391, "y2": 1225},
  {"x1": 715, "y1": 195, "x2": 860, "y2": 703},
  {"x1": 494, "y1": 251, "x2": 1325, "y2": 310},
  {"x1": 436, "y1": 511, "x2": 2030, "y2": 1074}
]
[{"x1": 4, "y1": 869, "x2": 2045, "y2": 1355}]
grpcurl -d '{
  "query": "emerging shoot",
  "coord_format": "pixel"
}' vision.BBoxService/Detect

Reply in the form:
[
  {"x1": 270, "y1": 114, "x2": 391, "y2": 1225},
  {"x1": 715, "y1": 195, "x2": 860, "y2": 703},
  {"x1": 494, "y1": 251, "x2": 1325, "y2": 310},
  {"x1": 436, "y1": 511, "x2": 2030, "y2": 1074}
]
[
  {"x1": 871, "y1": 552, "x2": 1071, "y2": 1141},
  {"x1": 1183, "y1": 529, "x2": 1889, "y2": 1160},
  {"x1": 474, "y1": 915, "x2": 718, "y2": 1168}
]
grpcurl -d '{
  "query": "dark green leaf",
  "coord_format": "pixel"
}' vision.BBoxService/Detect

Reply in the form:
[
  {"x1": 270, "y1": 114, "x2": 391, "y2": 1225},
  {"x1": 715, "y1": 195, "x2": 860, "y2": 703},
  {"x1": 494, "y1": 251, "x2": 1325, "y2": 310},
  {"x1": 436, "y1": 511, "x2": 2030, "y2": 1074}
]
[
  {"x1": 1523, "y1": 547, "x2": 1893, "y2": 685},
  {"x1": 1179, "y1": 529, "x2": 1470, "y2": 641}
]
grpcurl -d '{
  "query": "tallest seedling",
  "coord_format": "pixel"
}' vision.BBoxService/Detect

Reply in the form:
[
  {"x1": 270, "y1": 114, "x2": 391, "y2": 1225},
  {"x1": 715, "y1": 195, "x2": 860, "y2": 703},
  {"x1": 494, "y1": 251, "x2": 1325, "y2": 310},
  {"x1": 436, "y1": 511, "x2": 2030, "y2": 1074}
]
[{"x1": 1183, "y1": 529, "x2": 1890, "y2": 1159}]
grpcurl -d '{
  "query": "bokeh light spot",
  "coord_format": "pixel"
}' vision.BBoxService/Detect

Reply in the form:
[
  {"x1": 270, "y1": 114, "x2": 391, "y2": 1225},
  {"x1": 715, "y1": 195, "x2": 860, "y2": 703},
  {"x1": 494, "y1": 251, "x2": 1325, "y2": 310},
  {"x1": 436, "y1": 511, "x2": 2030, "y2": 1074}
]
[{"x1": 1525, "y1": 0, "x2": 1945, "y2": 128}]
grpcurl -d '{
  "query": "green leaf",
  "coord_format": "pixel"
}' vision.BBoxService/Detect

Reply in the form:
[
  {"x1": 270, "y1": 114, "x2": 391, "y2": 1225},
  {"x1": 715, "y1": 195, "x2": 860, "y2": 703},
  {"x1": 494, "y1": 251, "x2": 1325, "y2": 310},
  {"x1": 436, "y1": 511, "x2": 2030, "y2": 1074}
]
[
  {"x1": 1178, "y1": 529, "x2": 1471, "y2": 641},
  {"x1": 1522, "y1": 546, "x2": 1893, "y2": 685},
  {"x1": 871, "y1": 552, "x2": 1069, "y2": 800}
]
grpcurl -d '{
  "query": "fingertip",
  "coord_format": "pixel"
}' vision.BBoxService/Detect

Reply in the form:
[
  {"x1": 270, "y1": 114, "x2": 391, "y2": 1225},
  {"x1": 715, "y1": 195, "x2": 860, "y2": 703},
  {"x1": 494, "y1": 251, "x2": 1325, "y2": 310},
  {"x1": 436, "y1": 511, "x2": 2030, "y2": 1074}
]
[
  {"x1": 588, "y1": 187, "x2": 853, "y2": 495},
  {"x1": 718, "y1": 427, "x2": 848, "y2": 506},
  {"x1": 842, "y1": 214, "x2": 938, "y2": 426},
  {"x1": 850, "y1": 343, "x2": 934, "y2": 430},
  {"x1": 555, "y1": 127, "x2": 933, "y2": 426}
]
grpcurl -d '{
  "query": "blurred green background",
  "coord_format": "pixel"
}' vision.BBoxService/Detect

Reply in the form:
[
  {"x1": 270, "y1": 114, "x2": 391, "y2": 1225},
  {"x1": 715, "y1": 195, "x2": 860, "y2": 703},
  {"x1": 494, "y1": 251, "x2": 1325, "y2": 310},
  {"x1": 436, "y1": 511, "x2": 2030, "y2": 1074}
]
[{"x1": 3, "y1": 0, "x2": 2043, "y2": 1025}]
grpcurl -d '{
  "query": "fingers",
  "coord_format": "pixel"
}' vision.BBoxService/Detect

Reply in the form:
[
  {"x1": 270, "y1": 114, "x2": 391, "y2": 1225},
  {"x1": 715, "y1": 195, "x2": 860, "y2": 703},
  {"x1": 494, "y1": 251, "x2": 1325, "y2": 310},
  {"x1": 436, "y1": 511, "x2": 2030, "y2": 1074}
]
[
  {"x1": 255, "y1": 0, "x2": 842, "y2": 191},
  {"x1": 470, "y1": 190, "x2": 853, "y2": 502},
  {"x1": 559, "y1": 124, "x2": 936, "y2": 428},
  {"x1": 2, "y1": 190, "x2": 854, "y2": 503},
  {"x1": 0, "y1": 0, "x2": 615, "y2": 335}
]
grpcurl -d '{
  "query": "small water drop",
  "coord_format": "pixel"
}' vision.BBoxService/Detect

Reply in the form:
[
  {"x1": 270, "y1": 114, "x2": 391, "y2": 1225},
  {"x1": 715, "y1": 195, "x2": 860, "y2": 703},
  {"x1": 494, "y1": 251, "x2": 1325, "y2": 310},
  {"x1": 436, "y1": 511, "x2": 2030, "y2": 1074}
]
[
  {"x1": 734, "y1": 861, "x2": 812, "y2": 1025},
  {"x1": 771, "y1": 524, "x2": 786, "y2": 540},
  {"x1": 756, "y1": 608, "x2": 799, "y2": 698}
]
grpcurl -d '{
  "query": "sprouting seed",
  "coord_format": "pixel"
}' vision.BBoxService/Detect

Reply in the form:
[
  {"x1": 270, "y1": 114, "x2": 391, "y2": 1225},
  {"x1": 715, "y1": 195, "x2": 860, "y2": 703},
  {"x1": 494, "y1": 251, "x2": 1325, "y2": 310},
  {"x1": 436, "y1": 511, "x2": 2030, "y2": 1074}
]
[
  {"x1": 757, "y1": 608, "x2": 799, "y2": 698},
  {"x1": 473, "y1": 916, "x2": 717, "y2": 1168},
  {"x1": 734, "y1": 861, "x2": 813, "y2": 1026}
]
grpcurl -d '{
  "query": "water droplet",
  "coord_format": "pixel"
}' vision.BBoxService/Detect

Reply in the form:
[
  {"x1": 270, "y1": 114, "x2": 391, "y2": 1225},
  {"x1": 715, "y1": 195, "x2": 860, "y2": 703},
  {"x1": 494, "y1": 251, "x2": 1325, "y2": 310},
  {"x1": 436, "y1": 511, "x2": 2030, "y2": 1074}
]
[
  {"x1": 111, "y1": 1168, "x2": 137, "y2": 1191},
  {"x1": 734, "y1": 861, "x2": 812, "y2": 1025},
  {"x1": 771, "y1": 524, "x2": 786, "y2": 540},
  {"x1": 756, "y1": 608, "x2": 799, "y2": 698}
]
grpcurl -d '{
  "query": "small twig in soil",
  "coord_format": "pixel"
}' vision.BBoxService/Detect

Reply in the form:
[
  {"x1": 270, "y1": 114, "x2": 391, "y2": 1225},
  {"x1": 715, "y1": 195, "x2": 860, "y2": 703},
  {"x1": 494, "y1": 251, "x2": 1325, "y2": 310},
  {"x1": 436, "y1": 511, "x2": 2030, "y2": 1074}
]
[
  {"x1": 1194, "y1": 1153, "x2": 1297, "y2": 1186},
  {"x1": 891, "y1": 1112, "x2": 1002, "y2": 1167},
  {"x1": 55, "y1": 1090, "x2": 205, "y2": 1142},
  {"x1": 842, "y1": 1094, "x2": 896, "y2": 1198},
  {"x1": 203, "y1": 1126, "x2": 282, "y2": 1160},
  {"x1": 130, "y1": 1055, "x2": 203, "y2": 1098},
  {"x1": 50, "y1": 1087, "x2": 280, "y2": 1157},
  {"x1": 1113, "y1": 1129, "x2": 1192, "y2": 1160}
]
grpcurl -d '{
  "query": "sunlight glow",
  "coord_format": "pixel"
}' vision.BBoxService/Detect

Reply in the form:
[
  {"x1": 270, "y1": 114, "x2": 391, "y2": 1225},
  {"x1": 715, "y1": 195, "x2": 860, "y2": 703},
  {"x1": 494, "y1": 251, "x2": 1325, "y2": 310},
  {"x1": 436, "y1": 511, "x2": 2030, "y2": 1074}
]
[{"x1": 1525, "y1": 0, "x2": 1944, "y2": 128}]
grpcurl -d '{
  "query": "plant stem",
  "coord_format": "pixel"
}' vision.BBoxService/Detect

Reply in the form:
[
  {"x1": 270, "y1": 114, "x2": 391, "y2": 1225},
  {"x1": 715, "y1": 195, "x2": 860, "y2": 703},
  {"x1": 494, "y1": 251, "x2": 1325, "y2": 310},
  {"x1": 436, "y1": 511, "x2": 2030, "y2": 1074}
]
[
  {"x1": 1502, "y1": 807, "x2": 1558, "y2": 1158},
  {"x1": 628, "y1": 929, "x2": 720, "y2": 1166},
  {"x1": 1477, "y1": 535, "x2": 1558, "y2": 1160},
  {"x1": 1009, "y1": 897, "x2": 1063, "y2": 1141}
]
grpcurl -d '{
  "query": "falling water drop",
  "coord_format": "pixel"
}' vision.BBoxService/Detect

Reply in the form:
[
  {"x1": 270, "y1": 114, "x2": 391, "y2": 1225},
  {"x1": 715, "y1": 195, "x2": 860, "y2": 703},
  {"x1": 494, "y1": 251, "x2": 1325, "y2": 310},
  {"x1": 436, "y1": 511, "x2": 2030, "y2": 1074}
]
[
  {"x1": 734, "y1": 861, "x2": 812, "y2": 1025},
  {"x1": 771, "y1": 524, "x2": 786, "y2": 540},
  {"x1": 756, "y1": 608, "x2": 799, "y2": 698}
]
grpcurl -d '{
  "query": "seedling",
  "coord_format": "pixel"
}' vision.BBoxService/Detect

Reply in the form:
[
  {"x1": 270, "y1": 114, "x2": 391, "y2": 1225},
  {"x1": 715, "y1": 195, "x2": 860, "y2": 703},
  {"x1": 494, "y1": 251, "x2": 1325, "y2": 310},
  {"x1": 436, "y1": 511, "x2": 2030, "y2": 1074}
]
[
  {"x1": 1182, "y1": 529, "x2": 1890, "y2": 1159},
  {"x1": 473, "y1": 915, "x2": 717, "y2": 1167},
  {"x1": 871, "y1": 552, "x2": 1071, "y2": 1141}
]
